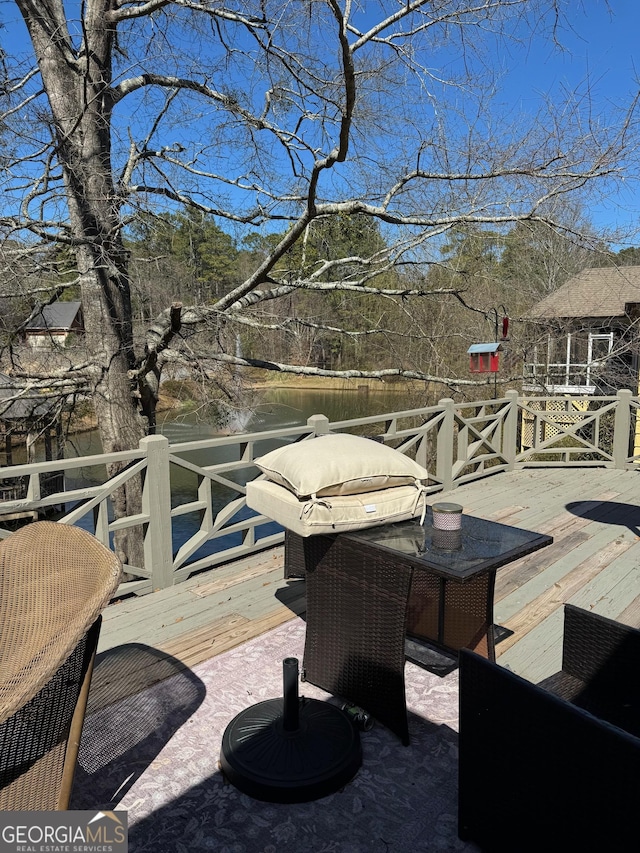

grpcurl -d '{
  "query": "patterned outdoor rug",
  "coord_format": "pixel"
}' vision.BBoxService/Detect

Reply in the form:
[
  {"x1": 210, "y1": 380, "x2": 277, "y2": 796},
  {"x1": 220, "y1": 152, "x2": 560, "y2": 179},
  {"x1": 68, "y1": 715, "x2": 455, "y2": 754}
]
[{"x1": 71, "y1": 618, "x2": 479, "y2": 853}]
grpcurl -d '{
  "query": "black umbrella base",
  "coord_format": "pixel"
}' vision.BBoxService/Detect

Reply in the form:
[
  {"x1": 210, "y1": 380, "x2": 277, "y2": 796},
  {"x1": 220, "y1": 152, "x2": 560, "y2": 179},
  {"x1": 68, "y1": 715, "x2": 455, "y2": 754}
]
[{"x1": 219, "y1": 695, "x2": 362, "y2": 803}]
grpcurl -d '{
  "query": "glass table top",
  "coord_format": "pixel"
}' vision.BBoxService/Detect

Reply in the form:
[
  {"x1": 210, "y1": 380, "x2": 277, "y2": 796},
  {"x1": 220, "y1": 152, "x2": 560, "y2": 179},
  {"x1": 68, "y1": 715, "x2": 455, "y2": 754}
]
[{"x1": 344, "y1": 515, "x2": 553, "y2": 580}]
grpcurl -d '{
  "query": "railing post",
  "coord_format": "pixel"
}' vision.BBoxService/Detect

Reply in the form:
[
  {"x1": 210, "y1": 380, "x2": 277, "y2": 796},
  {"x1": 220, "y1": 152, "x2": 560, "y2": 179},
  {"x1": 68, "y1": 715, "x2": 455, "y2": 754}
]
[
  {"x1": 504, "y1": 390, "x2": 519, "y2": 470},
  {"x1": 613, "y1": 389, "x2": 632, "y2": 469},
  {"x1": 307, "y1": 414, "x2": 330, "y2": 435},
  {"x1": 437, "y1": 398, "x2": 455, "y2": 492},
  {"x1": 140, "y1": 435, "x2": 174, "y2": 589}
]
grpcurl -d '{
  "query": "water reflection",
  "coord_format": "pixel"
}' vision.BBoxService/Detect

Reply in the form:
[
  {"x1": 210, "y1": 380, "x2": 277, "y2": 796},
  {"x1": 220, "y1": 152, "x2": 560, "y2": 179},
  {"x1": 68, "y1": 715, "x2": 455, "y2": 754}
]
[{"x1": 249, "y1": 385, "x2": 427, "y2": 431}]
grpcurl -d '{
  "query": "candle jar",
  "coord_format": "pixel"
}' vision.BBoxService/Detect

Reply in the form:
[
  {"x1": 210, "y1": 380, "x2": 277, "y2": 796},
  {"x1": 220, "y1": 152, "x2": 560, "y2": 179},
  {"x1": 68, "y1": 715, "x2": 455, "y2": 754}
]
[{"x1": 431, "y1": 502, "x2": 463, "y2": 530}]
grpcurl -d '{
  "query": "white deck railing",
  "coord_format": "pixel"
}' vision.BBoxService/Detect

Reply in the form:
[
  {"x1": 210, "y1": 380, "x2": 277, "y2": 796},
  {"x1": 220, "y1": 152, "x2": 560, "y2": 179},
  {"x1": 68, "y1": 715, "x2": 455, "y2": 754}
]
[{"x1": 1, "y1": 389, "x2": 637, "y2": 595}]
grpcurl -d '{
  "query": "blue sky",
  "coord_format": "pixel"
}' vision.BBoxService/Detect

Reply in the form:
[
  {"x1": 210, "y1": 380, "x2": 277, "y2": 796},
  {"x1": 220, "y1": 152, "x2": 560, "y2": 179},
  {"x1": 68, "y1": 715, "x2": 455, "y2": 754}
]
[
  {"x1": 1, "y1": 1, "x2": 639, "y2": 245},
  {"x1": 497, "y1": 1, "x2": 640, "y2": 240}
]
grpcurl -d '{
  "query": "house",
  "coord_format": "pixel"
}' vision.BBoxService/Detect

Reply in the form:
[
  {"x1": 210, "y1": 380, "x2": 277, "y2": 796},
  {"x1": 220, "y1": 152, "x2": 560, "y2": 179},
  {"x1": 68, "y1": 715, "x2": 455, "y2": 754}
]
[
  {"x1": 523, "y1": 266, "x2": 640, "y2": 395},
  {"x1": 24, "y1": 300, "x2": 84, "y2": 348},
  {"x1": 521, "y1": 265, "x2": 640, "y2": 455}
]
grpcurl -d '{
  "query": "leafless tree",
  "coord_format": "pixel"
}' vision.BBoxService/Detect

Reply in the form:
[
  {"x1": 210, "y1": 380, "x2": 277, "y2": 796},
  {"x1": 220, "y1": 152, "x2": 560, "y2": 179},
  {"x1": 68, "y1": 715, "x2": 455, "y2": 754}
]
[{"x1": 0, "y1": 1, "x2": 638, "y2": 506}]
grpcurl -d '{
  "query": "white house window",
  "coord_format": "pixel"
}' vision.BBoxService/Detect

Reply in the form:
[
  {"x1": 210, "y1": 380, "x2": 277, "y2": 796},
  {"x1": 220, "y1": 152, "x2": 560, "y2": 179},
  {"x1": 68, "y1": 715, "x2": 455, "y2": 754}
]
[
  {"x1": 586, "y1": 334, "x2": 614, "y2": 386},
  {"x1": 524, "y1": 331, "x2": 615, "y2": 393}
]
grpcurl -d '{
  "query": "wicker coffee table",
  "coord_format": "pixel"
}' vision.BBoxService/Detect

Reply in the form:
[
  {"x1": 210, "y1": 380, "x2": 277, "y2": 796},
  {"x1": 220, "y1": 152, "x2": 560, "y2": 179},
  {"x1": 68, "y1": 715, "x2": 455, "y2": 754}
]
[{"x1": 285, "y1": 515, "x2": 553, "y2": 745}]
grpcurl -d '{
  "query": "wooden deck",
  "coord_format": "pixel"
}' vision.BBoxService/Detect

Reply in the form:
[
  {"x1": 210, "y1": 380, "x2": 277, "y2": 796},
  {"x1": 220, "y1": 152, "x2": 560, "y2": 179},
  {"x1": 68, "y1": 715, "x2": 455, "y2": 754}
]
[{"x1": 97, "y1": 466, "x2": 640, "y2": 686}]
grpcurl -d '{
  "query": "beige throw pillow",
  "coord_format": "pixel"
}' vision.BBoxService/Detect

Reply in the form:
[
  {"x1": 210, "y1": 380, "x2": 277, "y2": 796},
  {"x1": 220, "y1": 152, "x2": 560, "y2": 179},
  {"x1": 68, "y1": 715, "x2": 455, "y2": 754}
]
[{"x1": 254, "y1": 433, "x2": 428, "y2": 497}]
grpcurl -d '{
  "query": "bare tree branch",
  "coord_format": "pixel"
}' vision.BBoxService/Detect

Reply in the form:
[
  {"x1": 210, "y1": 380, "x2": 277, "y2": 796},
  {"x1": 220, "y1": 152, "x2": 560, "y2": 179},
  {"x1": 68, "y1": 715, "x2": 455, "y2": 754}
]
[{"x1": 1, "y1": 0, "x2": 638, "y2": 456}]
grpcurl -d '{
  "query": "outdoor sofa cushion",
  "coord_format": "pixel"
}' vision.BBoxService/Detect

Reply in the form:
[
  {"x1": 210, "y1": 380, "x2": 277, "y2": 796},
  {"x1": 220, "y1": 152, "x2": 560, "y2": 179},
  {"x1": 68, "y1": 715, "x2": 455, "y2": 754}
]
[
  {"x1": 246, "y1": 478, "x2": 426, "y2": 537},
  {"x1": 253, "y1": 433, "x2": 428, "y2": 498}
]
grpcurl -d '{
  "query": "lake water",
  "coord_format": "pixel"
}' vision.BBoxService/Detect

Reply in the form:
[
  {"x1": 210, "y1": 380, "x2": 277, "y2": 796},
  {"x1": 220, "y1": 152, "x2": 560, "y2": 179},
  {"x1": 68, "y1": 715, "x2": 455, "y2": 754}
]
[
  {"x1": 158, "y1": 384, "x2": 428, "y2": 441},
  {"x1": 38, "y1": 384, "x2": 428, "y2": 564},
  {"x1": 246, "y1": 384, "x2": 428, "y2": 431},
  {"x1": 64, "y1": 384, "x2": 425, "y2": 455}
]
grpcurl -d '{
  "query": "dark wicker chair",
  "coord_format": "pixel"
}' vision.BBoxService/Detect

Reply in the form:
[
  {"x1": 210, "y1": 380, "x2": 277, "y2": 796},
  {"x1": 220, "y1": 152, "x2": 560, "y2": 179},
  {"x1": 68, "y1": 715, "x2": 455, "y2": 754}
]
[
  {"x1": 0, "y1": 522, "x2": 122, "y2": 810},
  {"x1": 458, "y1": 604, "x2": 640, "y2": 853}
]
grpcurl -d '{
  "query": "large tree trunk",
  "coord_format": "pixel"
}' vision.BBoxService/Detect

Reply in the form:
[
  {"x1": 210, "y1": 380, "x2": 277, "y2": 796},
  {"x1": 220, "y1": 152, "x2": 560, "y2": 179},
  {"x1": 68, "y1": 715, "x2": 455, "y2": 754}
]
[
  {"x1": 75, "y1": 246, "x2": 147, "y2": 569},
  {"x1": 16, "y1": 0, "x2": 148, "y2": 568}
]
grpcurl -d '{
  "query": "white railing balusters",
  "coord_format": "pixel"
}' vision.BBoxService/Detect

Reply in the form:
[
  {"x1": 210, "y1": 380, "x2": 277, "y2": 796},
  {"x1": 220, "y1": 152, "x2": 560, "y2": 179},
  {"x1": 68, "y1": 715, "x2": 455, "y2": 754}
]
[{"x1": 1, "y1": 389, "x2": 638, "y2": 592}]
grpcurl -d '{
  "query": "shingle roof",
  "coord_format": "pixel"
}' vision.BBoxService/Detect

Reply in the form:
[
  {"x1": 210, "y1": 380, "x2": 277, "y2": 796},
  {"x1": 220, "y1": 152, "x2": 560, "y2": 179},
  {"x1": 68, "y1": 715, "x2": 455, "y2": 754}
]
[
  {"x1": 527, "y1": 266, "x2": 640, "y2": 320},
  {"x1": 0, "y1": 373, "x2": 57, "y2": 421},
  {"x1": 25, "y1": 301, "x2": 82, "y2": 331}
]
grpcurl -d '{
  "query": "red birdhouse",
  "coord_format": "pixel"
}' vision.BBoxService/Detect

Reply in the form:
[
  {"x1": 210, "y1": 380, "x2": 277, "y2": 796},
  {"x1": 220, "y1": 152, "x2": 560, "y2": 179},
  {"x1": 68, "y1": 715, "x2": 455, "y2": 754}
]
[{"x1": 468, "y1": 342, "x2": 502, "y2": 374}]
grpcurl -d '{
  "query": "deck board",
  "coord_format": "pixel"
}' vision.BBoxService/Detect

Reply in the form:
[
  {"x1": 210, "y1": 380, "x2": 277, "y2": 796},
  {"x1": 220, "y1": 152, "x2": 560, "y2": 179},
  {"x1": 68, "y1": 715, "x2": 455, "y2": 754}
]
[
  {"x1": 96, "y1": 466, "x2": 640, "y2": 685},
  {"x1": 498, "y1": 608, "x2": 565, "y2": 682},
  {"x1": 495, "y1": 521, "x2": 635, "y2": 612},
  {"x1": 496, "y1": 534, "x2": 635, "y2": 657},
  {"x1": 619, "y1": 591, "x2": 640, "y2": 624}
]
